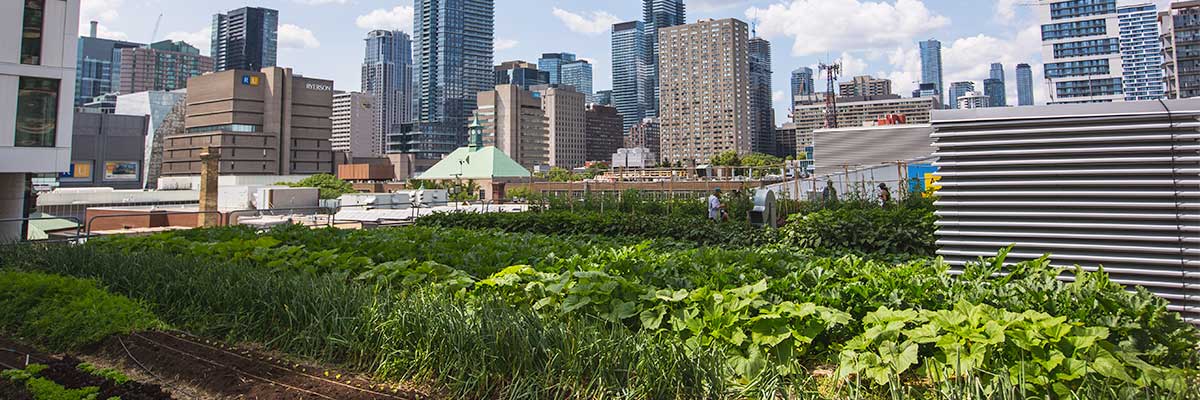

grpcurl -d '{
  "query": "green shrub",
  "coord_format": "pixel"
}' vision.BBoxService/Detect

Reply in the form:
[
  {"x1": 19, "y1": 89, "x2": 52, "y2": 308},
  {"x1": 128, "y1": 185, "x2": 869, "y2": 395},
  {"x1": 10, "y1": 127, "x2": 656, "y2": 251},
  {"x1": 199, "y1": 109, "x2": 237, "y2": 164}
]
[
  {"x1": 0, "y1": 270, "x2": 162, "y2": 350},
  {"x1": 276, "y1": 173, "x2": 355, "y2": 200},
  {"x1": 416, "y1": 210, "x2": 776, "y2": 248},
  {"x1": 779, "y1": 196, "x2": 936, "y2": 256}
]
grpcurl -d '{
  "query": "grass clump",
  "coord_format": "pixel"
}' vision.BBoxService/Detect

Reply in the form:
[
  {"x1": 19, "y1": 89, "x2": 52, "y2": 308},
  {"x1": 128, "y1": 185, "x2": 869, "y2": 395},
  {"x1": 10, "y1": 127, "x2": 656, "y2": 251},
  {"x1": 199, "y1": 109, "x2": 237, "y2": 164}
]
[{"x1": 0, "y1": 270, "x2": 162, "y2": 350}]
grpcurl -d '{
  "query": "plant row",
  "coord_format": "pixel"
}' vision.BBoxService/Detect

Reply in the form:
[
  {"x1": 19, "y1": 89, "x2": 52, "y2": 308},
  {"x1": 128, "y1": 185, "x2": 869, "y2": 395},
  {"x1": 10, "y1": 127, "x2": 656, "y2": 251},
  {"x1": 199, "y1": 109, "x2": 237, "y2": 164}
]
[
  {"x1": 73, "y1": 226, "x2": 1200, "y2": 397},
  {"x1": 415, "y1": 210, "x2": 778, "y2": 248}
]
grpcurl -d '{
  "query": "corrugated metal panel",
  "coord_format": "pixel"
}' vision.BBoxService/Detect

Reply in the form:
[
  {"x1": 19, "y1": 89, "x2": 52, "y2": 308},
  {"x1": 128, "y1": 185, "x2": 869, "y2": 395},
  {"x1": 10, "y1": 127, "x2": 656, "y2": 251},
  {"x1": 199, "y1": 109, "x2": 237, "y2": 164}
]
[
  {"x1": 813, "y1": 124, "x2": 934, "y2": 176},
  {"x1": 931, "y1": 100, "x2": 1200, "y2": 324}
]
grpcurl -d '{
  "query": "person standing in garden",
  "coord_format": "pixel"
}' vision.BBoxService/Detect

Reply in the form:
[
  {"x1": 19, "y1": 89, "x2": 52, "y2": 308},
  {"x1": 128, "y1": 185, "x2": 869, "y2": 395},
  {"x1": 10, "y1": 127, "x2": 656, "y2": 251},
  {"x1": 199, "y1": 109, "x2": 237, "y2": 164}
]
[
  {"x1": 822, "y1": 179, "x2": 838, "y2": 205},
  {"x1": 878, "y1": 183, "x2": 892, "y2": 206},
  {"x1": 708, "y1": 188, "x2": 727, "y2": 222}
]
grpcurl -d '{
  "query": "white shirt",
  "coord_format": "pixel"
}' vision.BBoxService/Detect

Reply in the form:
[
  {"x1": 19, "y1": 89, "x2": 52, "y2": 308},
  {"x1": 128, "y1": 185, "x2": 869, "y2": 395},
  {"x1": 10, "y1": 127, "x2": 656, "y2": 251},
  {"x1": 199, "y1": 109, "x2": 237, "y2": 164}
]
[{"x1": 708, "y1": 194, "x2": 721, "y2": 219}]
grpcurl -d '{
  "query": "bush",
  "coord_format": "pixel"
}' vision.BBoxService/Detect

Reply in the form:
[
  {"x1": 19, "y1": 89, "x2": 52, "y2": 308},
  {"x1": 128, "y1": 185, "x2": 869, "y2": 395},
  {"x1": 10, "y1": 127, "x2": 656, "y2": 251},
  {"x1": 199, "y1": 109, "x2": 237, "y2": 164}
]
[
  {"x1": 416, "y1": 210, "x2": 777, "y2": 248},
  {"x1": 276, "y1": 173, "x2": 355, "y2": 199},
  {"x1": 780, "y1": 196, "x2": 937, "y2": 256},
  {"x1": 0, "y1": 270, "x2": 162, "y2": 350}
]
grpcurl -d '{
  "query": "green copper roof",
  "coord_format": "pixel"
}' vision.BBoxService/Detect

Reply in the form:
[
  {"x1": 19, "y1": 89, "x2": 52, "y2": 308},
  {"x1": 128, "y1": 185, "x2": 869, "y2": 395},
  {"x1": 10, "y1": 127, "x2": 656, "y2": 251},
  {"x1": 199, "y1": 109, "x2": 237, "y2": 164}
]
[{"x1": 418, "y1": 145, "x2": 531, "y2": 180}]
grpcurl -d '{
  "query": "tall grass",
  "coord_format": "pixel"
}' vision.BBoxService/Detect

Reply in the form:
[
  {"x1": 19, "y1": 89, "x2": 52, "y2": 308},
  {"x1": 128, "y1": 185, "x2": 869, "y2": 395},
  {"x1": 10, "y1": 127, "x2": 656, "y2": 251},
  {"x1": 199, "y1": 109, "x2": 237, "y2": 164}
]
[{"x1": 0, "y1": 244, "x2": 727, "y2": 399}]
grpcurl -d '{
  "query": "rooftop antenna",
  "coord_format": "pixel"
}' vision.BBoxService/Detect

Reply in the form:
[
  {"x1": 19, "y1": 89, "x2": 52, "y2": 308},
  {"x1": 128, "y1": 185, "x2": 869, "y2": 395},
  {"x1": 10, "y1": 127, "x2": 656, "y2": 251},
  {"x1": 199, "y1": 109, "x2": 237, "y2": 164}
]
[{"x1": 819, "y1": 61, "x2": 842, "y2": 129}]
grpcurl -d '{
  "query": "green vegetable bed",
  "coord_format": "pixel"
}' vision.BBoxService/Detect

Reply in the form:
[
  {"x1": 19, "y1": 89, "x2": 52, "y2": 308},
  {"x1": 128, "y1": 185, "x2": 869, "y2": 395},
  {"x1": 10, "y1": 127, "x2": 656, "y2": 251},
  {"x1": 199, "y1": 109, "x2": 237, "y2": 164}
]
[{"x1": 4, "y1": 225, "x2": 1197, "y2": 399}]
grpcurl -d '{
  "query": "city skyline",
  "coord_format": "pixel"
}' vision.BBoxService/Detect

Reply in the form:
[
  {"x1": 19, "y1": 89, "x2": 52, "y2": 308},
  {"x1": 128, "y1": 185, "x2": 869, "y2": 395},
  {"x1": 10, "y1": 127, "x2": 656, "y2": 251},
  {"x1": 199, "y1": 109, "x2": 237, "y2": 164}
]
[{"x1": 79, "y1": 0, "x2": 1175, "y2": 121}]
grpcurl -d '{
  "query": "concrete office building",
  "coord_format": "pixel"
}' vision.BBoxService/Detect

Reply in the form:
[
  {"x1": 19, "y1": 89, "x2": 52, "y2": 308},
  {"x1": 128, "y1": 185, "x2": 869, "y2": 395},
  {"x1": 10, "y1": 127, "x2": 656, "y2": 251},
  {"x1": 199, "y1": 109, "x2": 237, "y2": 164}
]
[
  {"x1": 1160, "y1": 1, "x2": 1200, "y2": 98},
  {"x1": 792, "y1": 95, "x2": 940, "y2": 152},
  {"x1": 533, "y1": 85, "x2": 587, "y2": 168},
  {"x1": 75, "y1": 25, "x2": 141, "y2": 107},
  {"x1": 948, "y1": 81, "x2": 975, "y2": 109},
  {"x1": 749, "y1": 36, "x2": 776, "y2": 155},
  {"x1": 398, "y1": 0, "x2": 495, "y2": 167},
  {"x1": 2, "y1": 0, "x2": 80, "y2": 240},
  {"x1": 61, "y1": 112, "x2": 148, "y2": 189},
  {"x1": 1016, "y1": 63, "x2": 1035, "y2": 105},
  {"x1": 162, "y1": 67, "x2": 334, "y2": 176},
  {"x1": 476, "y1": 85, "x2": 549, "y2": 169},
  {"x1": 839, "y1": 76, "x2": 893, "y2": 97},
  {"x1": 791, "y1": 67, "x2": 814, "y2": 99},
  {"x1": 113, "y1": 90, "x2": 187, "y2": 188},
  {"x1": 957, "y1": 91, "x2": 991, "y2": 109},
  {"x1": 919, "y1": 39, "x2": 944, "y2": 102},
  {"x1": 1118, "y1": 3, "x2": 1165, "y2": 101},
  {"x1": 584, "y1": 104, "x2": 624, "y2": 162},
  {"x1": 211, "y1": 7, "x2": 278, "y2": 72},
  {"x1": 1039, "y1": 0, "x2": 1125, "y2": 103},
  {"x1": 625, "y1": 117, "x2": 660, "y2": 158},
  {"x1": 537, "y1": 52, "x2": 575, "y2": 85},
  {"x1": 117, "y1": 40, "x2": 213, "y2": 94},
  {"x1": 984, "y1": 78, "x2": 1007, "y2": 107},
  {"x1": 362, "y1": 30, "x2": 413, "y2": 157},
  {"x1": 612, "y1": 21, "x2": 651, "y2": 133},
  {"x1": 495, "y1": 61, "x2": 549, "y2": 90},
  {"x1": 658, "y1": 18, "x2": 751, "y2": 164},
  {"x1": 643, "y1": 0, "x2": 686, "y2": 122},
  {"x1": 561, "y1": 60, "x2": 594, "y2": 102},
  {"x1": 331, "y1": 91, "x2": 375, "y2": 159}
]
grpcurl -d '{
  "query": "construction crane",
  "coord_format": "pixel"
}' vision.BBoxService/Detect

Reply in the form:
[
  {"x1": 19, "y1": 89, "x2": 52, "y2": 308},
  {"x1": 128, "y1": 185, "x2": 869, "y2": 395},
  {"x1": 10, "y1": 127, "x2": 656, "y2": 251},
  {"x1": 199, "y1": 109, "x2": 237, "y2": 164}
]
[
  {"x1": 819, "y1": 61, "x2": 842, "y2": 129},
  {"x1": 147, "y1": 13, "x2": 164, "y2": 47}
]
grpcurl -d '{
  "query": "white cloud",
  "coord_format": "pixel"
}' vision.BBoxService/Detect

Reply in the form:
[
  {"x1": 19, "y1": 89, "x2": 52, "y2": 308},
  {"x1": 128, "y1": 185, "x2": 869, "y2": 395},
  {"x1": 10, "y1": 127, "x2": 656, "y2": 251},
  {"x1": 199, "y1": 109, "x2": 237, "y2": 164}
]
[
  {"x1": 772, "y1": 90, "x2": 786, "y2": 103},
  {"x1": 995, "y1": 0, "x2": 1020, "y2": 23},
  {"x1": 356, "y1": 6, "x2": 415, "y2": 32},
  {"x1": 80, "y1": 0, "x2": 126, "y2": 39},
  {"x1": 279, "y1": 24, "x2": 321, "y2": 49},
  {"x1": 863, "y1": 23, "x2": 1046, "y2": 105},
  {"x1": 164, "y1": 27, "x2": 211, "y2": 55},
  {"x1": 293, "y1": 0, "x2": 347, "y2": 4},
  {"x1": 551, "y1": 8, "x2": 622, "y2": 35},
  {"x1": 749, "y1": 0, "x2": 949, "y2": 56},
  {"x1": 694, "y1": 0, "x2": 754, "y2": 13},
  {"x1": 496, "y1": 38, "x2": 519, "y2": 51}
]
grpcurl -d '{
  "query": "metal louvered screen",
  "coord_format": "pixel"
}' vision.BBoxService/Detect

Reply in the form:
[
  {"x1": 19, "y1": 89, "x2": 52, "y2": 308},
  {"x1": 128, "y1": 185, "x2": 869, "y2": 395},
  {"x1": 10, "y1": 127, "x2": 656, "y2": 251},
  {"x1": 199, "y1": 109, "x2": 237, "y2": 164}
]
[{"x1": 931, "y1": 100, "x2": 1200, "y2": 324}]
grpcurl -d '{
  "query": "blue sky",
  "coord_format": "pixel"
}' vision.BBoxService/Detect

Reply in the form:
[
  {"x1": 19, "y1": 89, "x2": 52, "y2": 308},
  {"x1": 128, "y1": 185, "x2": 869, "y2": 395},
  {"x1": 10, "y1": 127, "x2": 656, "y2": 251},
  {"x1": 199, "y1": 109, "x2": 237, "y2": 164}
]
[{"x1": 85, "y1": 0, "x2": 1171, "y2": 121}]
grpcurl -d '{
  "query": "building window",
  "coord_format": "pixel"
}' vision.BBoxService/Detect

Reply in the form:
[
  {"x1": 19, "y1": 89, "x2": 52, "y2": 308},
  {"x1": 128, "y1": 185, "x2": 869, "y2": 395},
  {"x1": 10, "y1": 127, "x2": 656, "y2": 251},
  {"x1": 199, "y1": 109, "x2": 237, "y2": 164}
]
[
  {"x1": 14, "y1": 77, "x2": 60, "y2": 148},
  {"x1": 20, "y1": 0, "x2": 45, "y2": 65}
]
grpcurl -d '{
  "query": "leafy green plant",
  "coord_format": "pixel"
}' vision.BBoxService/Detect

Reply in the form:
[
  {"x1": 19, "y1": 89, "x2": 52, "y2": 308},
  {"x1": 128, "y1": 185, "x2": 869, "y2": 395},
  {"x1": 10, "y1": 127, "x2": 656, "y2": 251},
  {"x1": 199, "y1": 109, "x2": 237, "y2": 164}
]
[
  {"x1": 838, "y1": 303, "x2": 1194, "y2": 397},
  {"x1": 77, "y1": 363, "x2": 130, "y2": 385},
  {"x1": 779, "y1": 196, "x2": 936, "y2": 256},
  {"x1": 0, "y1": 271, "x2": 162, "y2": 350},
  {"x1": 276, "y1": 173, "x2": 355, "y2": 199}
]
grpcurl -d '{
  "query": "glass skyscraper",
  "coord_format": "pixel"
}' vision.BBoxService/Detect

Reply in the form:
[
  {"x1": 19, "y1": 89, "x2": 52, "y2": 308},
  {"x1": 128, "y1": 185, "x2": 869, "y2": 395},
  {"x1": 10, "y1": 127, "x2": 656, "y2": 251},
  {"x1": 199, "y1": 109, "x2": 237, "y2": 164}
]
[
  {"x1": 75, "y1": 35, "x2": 142, "y2": 107},
  {"x1": 791, "y1": 67, "x2": 814, "y2": 99},
  {"x1": 749, "y1": 36, "x2": 775, "y2": 155},
  {"x1": 399, "y1": 0, "x2": 495, "y2": 161},
  {"x1": 612, "y1": 20, "x2": 650, "y2": 133},
  {"x1": 948, "y1": 81, "x2": 975, "y2": 109},
  {"x1": 537, "y1": 52, "x2": 576, "y2": 84},
  {"x1": 919, "y1": 39, "x2": 944, "y2": 102},
  {"x1": 1016, "y1": 63, "x2": 1034, "y2": 106},
  {"x1": 984, "y1": 78, "x2": 1006, "y2": 107},
  {"x1": 561, "y1": 60, "x2": 594, "y2": 101},
  {"x1": 362, "y1": 30, "x2": 413, "y2": 157},
  {"x1": 1117, "y1": 4, "x2": 1165, "y2": 101},
  {"x1": 988, "y1": 63, "x2": 1007, "y2": 106},
  {"x1": 643, "y1": 0, "x2": 686, "y2": 119},
  {"x1": 210, "y1": 7, "x2": 278, "y2": 72}
]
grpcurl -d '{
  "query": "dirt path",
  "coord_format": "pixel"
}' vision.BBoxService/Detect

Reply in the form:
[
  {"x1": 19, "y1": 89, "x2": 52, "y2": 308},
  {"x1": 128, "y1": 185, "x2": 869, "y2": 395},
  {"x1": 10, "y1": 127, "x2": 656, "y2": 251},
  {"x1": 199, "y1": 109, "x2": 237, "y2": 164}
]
[{"x1": 1, "y1": 333, "x2": 430, "y2": 400}]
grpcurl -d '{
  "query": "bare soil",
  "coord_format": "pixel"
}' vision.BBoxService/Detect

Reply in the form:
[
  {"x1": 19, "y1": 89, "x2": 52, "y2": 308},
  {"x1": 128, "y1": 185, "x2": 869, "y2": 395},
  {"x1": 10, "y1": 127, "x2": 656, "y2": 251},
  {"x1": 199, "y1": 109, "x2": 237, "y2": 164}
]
[{"x1": 2, "y1": 333, "x2": 429, "y2": 400}]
